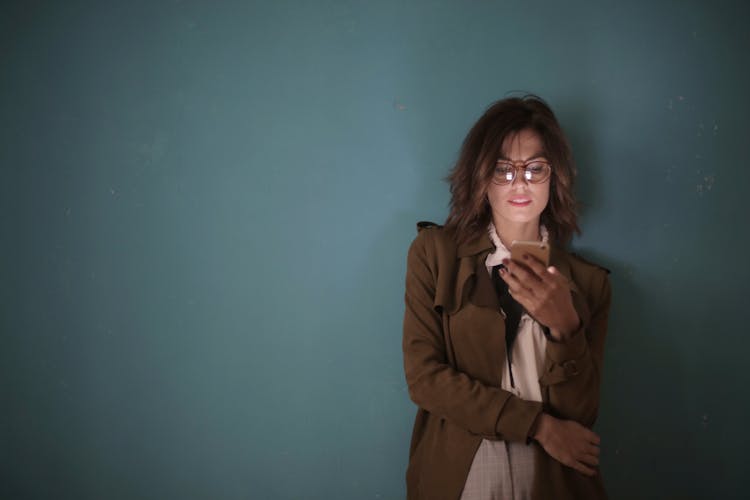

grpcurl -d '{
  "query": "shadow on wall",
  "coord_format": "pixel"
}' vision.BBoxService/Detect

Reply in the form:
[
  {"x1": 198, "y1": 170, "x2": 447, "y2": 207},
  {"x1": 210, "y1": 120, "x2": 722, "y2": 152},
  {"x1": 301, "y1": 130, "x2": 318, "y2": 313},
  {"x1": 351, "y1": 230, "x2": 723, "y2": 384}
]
[
  {"x1": 574, "y1": 248, "x2": 700, "y2": 498},
  {"x1": 562, "y1": 100, "x2": 702, "y2": 497}
]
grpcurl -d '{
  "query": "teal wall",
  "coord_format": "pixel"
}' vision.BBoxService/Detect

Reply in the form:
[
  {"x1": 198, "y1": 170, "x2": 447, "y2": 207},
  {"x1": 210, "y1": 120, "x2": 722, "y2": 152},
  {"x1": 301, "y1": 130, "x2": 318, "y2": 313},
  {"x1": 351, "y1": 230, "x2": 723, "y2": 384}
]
[{"x1": 2, "y1": 1, "x2": 749, "y2": 498}]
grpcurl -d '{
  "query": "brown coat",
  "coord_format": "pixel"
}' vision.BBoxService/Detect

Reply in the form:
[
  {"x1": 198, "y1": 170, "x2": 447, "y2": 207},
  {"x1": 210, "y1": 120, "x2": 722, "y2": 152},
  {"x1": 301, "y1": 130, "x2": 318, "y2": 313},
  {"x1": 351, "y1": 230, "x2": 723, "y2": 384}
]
[{"x1": 402, "y1": 222, "x2": 612, "y2": 500}]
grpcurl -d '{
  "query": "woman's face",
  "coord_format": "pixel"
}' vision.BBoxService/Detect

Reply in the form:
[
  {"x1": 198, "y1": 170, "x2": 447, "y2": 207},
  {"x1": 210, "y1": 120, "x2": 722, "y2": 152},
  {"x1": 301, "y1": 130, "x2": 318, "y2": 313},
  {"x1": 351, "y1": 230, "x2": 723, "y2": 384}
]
[{"x1": 486, "y1": 128, "x2": 551, "y2": 229}]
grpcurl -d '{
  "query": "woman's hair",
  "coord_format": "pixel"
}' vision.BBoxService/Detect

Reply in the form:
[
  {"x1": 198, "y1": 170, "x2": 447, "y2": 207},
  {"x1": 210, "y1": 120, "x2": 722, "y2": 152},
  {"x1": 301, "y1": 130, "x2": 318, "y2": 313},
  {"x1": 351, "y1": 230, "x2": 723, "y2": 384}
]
[{"x1": 444, "y1": 95, "x2": 580, "y2": 246}]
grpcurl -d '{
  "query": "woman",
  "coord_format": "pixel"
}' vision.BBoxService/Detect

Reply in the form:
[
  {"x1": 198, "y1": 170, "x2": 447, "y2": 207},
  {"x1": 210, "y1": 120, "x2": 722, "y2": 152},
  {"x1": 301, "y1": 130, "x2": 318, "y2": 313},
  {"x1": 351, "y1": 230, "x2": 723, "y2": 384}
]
[{"x1": 402, "y1": 96, "x2": 611, "y2": 500}]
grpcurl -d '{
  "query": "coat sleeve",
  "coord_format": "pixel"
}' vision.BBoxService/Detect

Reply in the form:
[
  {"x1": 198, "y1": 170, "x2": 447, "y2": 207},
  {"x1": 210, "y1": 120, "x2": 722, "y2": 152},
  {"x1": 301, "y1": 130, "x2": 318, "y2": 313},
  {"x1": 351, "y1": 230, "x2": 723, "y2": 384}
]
[
  {"x1": 539, "y1": 268, "x2": 612, "y2": 427},
  {"x1": 402, "y1": 230, "x2": 543, "y2": 442}
]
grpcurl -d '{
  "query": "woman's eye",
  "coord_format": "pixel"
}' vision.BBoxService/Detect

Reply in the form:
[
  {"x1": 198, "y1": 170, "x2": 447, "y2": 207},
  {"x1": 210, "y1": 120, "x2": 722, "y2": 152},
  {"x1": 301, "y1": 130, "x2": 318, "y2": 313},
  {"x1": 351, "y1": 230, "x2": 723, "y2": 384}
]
[
  {"x1": 495, "y1": 164, "x2": 513, "y2": 175},
  {"x1": 527, "y1": 162, "x2": 545, "y2": 173}
]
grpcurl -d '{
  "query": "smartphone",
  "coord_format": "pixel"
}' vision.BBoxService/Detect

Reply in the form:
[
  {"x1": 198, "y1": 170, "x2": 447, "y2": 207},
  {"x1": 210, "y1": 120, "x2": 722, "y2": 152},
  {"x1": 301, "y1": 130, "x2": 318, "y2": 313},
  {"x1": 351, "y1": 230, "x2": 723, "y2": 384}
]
[{"x1": 510, "y1": 240, "x2": 550, "y2": 266}]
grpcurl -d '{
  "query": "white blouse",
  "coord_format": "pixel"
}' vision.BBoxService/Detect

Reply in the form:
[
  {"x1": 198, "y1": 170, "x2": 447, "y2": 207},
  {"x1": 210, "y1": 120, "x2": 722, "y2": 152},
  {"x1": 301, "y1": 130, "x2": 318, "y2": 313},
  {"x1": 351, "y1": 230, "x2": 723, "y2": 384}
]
[
  {"x1": 459, "y1": 224, "x2": 550, "y2": 499},
  {"x1": 484, "y1": 222, "x2": 549, "y2": 403}
]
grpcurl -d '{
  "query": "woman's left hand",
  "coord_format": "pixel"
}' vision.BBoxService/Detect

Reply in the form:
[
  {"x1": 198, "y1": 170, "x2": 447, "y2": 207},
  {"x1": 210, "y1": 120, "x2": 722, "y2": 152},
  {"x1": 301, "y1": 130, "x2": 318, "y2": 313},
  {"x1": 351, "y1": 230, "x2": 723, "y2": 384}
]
[{"x1": 498, "y1": 254, "x2": 580, "y2": 341}]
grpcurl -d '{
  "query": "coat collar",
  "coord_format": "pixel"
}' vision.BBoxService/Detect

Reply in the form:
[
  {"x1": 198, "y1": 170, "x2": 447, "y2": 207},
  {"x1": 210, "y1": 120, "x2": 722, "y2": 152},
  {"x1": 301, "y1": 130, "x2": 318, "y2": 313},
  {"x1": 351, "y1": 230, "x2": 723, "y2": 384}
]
[{"x1": 456, "y1": 231, "x2": 494, "y2": 258}]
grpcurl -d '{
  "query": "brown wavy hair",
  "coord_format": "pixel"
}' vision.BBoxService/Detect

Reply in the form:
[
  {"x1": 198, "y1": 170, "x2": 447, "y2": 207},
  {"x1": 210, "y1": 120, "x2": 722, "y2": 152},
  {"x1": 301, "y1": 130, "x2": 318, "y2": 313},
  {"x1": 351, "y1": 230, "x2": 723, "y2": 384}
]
[{"x1": 444, "y1": 95, "x2": 580, "y2": 246}]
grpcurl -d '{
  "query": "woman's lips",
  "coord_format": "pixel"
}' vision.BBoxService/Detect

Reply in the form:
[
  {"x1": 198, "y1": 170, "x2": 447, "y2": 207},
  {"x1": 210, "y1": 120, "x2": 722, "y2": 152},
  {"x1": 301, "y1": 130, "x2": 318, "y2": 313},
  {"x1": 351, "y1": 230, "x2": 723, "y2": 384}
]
[{"x1": 508, "y1": 198, "x2": 532, "y2": 207}]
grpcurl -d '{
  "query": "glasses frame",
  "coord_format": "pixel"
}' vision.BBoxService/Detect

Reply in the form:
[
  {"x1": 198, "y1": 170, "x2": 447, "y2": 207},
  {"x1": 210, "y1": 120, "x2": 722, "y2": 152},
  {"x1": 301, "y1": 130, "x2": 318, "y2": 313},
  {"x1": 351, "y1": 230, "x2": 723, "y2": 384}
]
[{"x1": 492, "y1": 159, "x2": 552, "y2": 185}]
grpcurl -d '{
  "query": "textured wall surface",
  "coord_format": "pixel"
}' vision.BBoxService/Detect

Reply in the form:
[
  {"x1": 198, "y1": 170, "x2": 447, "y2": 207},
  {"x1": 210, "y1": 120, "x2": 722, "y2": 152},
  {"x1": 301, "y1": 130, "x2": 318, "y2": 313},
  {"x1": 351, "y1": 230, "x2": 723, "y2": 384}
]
[{"x1": 2, "y1": 1, "x2": 749, "y2": 498}]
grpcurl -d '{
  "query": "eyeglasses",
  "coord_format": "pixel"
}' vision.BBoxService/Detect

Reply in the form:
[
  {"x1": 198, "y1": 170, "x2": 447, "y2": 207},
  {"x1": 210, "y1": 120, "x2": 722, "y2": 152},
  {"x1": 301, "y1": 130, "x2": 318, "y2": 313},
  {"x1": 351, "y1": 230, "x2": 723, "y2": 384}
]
[{"x1": 492, "y1": 159, "x2": 552, "y2": 185}]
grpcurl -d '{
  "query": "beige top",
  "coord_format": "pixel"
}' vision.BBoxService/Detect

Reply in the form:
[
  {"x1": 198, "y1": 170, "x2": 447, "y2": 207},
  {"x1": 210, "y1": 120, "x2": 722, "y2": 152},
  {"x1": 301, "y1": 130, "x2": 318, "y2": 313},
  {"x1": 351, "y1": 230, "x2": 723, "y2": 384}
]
[
  {"x1": 484, "y1": 222, "x2": 549, "y2": 403},
  {"x1": 459, "y1": 224, "x2": 549, "y2": 499}
]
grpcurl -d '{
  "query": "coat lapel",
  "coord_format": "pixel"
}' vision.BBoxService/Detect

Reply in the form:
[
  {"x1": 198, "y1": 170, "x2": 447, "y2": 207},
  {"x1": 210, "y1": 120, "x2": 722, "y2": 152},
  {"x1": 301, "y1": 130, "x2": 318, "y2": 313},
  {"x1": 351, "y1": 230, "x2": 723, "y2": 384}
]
[
  {"x1": 469, "y1": 256, "x2": 500, "y2": 309},
  {"x1": 453, "y1": 231, "x2": 498, "y2": 312}
]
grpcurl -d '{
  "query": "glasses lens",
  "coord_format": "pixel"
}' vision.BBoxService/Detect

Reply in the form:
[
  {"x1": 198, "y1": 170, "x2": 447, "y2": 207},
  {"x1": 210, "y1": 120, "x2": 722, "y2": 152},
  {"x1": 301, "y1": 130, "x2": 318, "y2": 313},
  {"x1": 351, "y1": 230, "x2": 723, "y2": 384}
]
[
  {"x1": 525, "y1": 162, "x2": 550, "y2": 183},
  {"x1": 494, "y1": 161, "x2": 550, "y2": 184},
  {"x1": 494, "y1": 163, "x2": 514, "y2": 184}
]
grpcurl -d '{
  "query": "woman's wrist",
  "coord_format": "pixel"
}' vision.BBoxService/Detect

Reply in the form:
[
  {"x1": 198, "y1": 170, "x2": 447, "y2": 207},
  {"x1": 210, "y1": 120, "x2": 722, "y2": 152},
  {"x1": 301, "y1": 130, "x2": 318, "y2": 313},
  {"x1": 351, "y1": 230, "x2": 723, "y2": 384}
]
[
  {"x1": 532, "y1": 413, "x2": 553, "y2": 444},
  {"x1": 550, "y1": 313, "x2": 581, "y2": 341}
]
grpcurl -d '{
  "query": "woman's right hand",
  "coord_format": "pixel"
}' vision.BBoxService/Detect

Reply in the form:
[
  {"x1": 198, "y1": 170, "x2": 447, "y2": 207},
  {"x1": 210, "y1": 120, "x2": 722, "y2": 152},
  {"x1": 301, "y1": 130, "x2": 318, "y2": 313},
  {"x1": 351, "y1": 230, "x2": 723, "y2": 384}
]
[{"x1": 533, "y1": 413, "x2": 601, "y2": 476}]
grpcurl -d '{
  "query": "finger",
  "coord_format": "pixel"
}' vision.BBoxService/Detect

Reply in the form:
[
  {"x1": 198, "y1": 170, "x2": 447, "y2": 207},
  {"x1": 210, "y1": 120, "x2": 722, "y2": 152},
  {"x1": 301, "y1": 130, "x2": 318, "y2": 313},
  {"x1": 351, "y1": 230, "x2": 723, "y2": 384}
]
[
  {"x1": 579, "y1": 453, "x2": 600, "y2": 467},
  {"x1": 586, "y1": 430, "x2": 601, "y2": 446},
  {"x1": 585, "y1": 443, "x2": 601, "y2": 457},
  {"x1": 498, "y1": 266, "x2": 532, "y2": 294},
  {"x1": 576, "y1": 426, "x2": 600, "y2": 445},
  {"x1": 573, "y1": 461, "x2": 597, "y2": 477},
  {"x1": 499, "y1": 270, "x2": 536, "y2": 307},
  {"x1": 499, "y1": 267, "x2": 524, "y2": 289},
  {"x1": 503, "y1": 258, "x2": 543, "y2": 285},
  {"x1": 520, "y1": 253, "x2": 549, "y2": 278}
]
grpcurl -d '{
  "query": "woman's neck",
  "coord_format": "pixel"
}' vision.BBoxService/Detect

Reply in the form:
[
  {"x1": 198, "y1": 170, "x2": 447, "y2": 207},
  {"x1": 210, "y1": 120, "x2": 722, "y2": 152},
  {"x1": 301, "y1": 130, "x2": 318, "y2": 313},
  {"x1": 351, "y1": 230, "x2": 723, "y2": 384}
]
[{"x1": 492, "y1": 217, "x2": 541, "y2": 249}]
